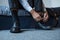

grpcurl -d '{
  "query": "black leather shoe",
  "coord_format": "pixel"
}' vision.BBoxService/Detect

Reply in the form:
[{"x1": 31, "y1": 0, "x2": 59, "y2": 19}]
[
  {"x1": 10, "y1": 27, "x2": 22, "y2": 33},
  {"x1": 36, "y1": 16, "x2": 58, "y2": 30},
  {"x1": 37, "y1": 22, "x2": 52, "y2": 30}
]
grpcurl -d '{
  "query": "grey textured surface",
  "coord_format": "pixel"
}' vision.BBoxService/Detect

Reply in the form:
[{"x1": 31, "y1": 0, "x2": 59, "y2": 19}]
[{"x1": 0, "y1": 28, "x2": 60, "y2": 40}]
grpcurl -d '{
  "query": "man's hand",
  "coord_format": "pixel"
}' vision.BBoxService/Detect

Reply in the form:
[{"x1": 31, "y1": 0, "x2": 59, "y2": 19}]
[
  {"x1": 43, "y1": 11, "x2": 49, "y2": 22},
  {"x1": 30, "y1": 9, "x2": 42, "y2": 22}
]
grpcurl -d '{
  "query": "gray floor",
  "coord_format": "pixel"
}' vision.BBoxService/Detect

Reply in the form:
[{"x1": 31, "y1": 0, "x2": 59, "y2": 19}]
[{"x1": 0, "y1": 28, "x2": 60, "y2": 40}]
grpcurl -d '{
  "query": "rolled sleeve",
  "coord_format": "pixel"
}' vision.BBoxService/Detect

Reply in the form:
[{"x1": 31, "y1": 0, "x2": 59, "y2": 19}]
[{"x1": 19, "y1": 0, "x2": 33, "y2": 12}]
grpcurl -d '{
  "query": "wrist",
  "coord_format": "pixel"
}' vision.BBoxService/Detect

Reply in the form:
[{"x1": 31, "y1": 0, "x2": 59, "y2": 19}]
[{"x1": 30, "y1": 9, "x2": 35, "y2": 14}]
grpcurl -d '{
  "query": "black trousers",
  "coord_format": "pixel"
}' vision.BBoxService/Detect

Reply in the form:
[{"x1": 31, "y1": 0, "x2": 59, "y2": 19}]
[
  {"x1": 46, "y1": 7, "x2": 60, "y2": 16},
  {"x1": 45, "y1": 8, "x2": 60, "y2": 27},
  {"x1": 34, "y1": 0, "x2": 43, "y2": 12},
  {"x1": 11, "y1": 9, "x2": 20, "y2": 27},
  {"x1": 8, "y1": 0, "x2": 21, "y2": 27}
]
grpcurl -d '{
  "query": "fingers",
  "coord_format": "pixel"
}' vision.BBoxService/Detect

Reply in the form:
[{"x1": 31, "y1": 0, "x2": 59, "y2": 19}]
[
  {"x1": 33, "y1": 13, "x2": 43, "y2": 21},
  {"x1": 43, "y1": 12, "x2": 49, "y2": 22},
  {"x1": 30, "y1": 10, "x2": 49, "y2": 22},
  {"x1": 31, "y1": 11, "x2": 43, "y2": 22},
  {"x1": 34, "y1": 16, "x2": 43, "y2": 22}
]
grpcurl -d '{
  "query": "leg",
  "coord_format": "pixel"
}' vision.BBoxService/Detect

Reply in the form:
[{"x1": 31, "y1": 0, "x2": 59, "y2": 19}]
[
  {"x1": 10, "y1": 9, "x2": 21, "y2": 33},
  {"x1": 34, "y1": 0, "x2": 52, "y2": 30},
  {"x1": 34, "y1": 0, "x2": 43, "y2": 12},
  {"x1": 8, "y1": 0, "x2": 22, "y2": 33},
  {"x1": 46, "y1": 8, "x2": 59, "y2": 29}
]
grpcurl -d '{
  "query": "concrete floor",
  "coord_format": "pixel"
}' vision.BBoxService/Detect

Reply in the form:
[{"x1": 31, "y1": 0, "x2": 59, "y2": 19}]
[{"x1": 0, "y1": 28, "x2": 60, "y2": 40}]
